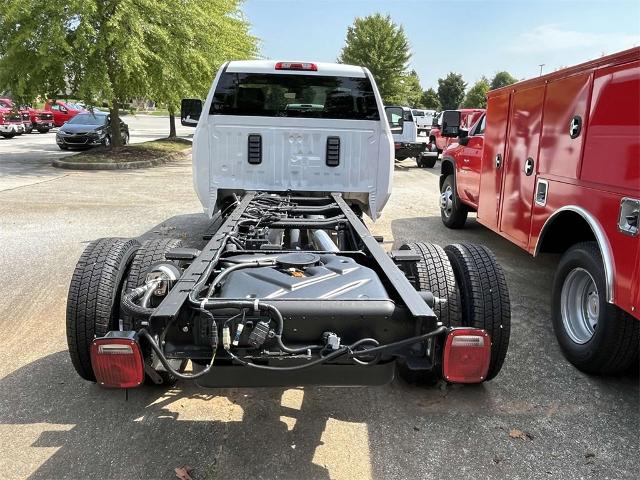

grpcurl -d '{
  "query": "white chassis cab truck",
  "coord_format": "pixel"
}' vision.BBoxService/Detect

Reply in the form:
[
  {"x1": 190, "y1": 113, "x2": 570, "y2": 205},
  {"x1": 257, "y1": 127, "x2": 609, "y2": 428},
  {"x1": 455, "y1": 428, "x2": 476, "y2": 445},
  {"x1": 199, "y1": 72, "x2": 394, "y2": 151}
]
[
  {"x1": 66, "y1": 61, "x2": 511, "y2": 389},
  {"x1": 385, "y1": 105, "x2": 438, "y2": 168}
]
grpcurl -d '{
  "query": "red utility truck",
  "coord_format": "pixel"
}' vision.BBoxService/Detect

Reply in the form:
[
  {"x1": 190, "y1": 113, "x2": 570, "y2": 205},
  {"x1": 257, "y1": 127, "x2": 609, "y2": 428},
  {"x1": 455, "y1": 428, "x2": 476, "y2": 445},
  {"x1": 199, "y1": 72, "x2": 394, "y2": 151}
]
[
  {"x1": 429, "y1": 108, "x2": 484, "y2": 154},
  {"x1": 439, "y1": 47, "x2": 639, "y2": 374}
]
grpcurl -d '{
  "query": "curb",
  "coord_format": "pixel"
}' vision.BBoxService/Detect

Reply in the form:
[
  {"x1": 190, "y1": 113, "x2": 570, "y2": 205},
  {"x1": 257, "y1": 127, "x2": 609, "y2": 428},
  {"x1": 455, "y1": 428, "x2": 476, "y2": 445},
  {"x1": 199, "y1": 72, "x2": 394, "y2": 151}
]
[{"x1": 51, "y1": 149, "x2": 190, "y2": 170}]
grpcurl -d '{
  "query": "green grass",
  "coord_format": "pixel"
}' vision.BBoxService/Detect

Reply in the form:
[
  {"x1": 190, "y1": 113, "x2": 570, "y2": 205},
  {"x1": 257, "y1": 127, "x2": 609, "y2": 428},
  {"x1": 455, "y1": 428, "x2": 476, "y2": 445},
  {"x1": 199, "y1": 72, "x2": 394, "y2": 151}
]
[{"x1": 65, "y1": 138, "x2": 191, "y2": 164}]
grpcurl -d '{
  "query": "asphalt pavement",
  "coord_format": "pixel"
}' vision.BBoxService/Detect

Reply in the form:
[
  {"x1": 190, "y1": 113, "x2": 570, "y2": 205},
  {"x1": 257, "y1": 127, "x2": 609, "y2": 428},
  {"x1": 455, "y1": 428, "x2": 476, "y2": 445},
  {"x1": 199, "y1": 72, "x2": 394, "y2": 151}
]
[
  {"x1": 0, "y1": 114, "x2": 191, "y2": 191},
  {"x1": 0, "y1": 144, "x2": 637, "y2": 479}
]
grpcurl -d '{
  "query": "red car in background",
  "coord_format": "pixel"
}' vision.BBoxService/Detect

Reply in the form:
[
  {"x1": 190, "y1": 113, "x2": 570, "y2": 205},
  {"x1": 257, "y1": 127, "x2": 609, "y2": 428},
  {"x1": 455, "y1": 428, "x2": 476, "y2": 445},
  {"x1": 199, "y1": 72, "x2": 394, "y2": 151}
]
[
  {"x1": 0, "y1": 98, "x2": 54, "y2": 133},
  {"x1": 45, "y1": 100, "x2": 85, "y2": 127},
  {"x1": 438, "y1": 47, "x2": 639, "y2": 375},
  {"x1": 429, "y1": 108, "x2": 484, "y2": 154}
]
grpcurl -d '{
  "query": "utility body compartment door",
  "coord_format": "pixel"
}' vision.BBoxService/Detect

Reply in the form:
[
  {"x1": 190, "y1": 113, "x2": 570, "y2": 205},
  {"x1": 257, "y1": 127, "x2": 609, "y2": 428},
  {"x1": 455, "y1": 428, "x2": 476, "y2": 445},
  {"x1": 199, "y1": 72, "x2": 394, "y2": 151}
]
[
  {"x1": 477, "y1": 93, "x2": 510, "y2": 229},
  {"x1": 499, "y1": 84, "x2": 545, "y2": 248}
]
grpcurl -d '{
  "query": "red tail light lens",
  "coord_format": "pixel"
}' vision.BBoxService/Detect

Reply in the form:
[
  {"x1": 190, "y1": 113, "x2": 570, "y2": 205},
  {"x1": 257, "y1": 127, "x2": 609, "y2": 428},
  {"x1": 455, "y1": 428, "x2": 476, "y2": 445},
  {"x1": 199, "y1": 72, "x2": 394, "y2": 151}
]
[
  {"x1": 275, "y1": 62, "x2": 317, "y2": 71},
  {"x1": 443, "y1": 328, "x2": 491, "y2": 383},
  {"x1": 90, "y1": 333, "x2": 144, "y2": 388}
]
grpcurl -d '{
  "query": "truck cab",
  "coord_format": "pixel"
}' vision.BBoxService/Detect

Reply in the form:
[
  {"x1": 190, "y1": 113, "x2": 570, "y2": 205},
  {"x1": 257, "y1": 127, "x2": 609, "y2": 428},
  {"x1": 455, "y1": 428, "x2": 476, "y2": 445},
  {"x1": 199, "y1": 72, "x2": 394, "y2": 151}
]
[
  {"x1": 439, "y1": 48, "x2": 640, "y2": 375},
  {"x1": 429, "y1": 109, "x2": 485, "y2": 154},
  {"x1": 385, "y1": 105, "x2": 438, "y2": 167},
  {"x1": 412, "y1": 108, "x2": 436, "y2": 134},
  {"x1": 45, "y1": 100, "x2": 84, "y2": 127}
]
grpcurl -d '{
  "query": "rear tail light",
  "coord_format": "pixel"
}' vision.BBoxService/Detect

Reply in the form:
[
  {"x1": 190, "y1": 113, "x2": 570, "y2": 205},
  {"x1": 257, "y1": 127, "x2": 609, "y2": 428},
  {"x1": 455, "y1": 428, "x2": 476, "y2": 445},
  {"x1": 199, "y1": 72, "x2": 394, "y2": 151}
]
[
  {"x1": 275, "y1": 61, "x2": 317, "y2": 71},
  {"x1": 443, "y1": 328, "x2": 491, "y2": 383},
  {"x1": 90, "y1": 332, "x2": 145, "y2": 388}
]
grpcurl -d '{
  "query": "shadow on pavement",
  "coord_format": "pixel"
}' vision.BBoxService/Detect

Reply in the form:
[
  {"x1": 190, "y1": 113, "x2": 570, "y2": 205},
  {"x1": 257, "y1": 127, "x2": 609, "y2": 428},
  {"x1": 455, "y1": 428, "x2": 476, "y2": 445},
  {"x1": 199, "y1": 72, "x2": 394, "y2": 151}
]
[{"x1": 0, "y1": 351, "x2": 498, "y2": 479}]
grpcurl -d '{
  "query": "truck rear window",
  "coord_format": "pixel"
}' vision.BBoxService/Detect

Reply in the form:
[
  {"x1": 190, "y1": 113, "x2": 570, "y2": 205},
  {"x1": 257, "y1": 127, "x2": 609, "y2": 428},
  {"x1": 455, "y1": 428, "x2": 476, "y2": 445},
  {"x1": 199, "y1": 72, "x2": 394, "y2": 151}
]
[{"x1": 210, "y1": 72, "x2": 380, "y2": 120}]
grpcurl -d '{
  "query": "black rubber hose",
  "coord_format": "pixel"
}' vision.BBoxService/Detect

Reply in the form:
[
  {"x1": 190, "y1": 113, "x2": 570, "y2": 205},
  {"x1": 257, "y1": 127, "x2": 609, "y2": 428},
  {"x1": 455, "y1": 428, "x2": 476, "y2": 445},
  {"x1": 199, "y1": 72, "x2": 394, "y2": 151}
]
[
  {"x1": 121, "y1": 285, "x2": 156, "y2": 319},
  {"x1": 139, "y1": 320, "x2": 217, "y2": 380}
]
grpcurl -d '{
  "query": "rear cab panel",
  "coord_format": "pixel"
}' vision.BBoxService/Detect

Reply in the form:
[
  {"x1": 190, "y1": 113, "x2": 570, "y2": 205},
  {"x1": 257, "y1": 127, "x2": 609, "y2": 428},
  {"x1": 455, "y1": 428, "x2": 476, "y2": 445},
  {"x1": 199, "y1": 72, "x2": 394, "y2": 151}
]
[{"x1": 193, "y1": 61, "x2": 393, "y2": 220}]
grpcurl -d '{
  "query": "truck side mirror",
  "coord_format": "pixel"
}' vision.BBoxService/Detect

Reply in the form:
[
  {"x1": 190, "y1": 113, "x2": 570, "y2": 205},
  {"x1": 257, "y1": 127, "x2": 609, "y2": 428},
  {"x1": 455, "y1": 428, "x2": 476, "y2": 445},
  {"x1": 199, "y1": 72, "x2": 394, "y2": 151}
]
[
  {"x1": 441, "y1": 110, "x2": 461, "y2": 137},
  {"x1": 385, "y1": 106, "x2": 404, "y2": 134},
  {"x1": 459, "y1": 130, "x2": 470, "y2": 146},
  {"x1": 181, "y1": 98, "x2": 202, "y2": 127}
]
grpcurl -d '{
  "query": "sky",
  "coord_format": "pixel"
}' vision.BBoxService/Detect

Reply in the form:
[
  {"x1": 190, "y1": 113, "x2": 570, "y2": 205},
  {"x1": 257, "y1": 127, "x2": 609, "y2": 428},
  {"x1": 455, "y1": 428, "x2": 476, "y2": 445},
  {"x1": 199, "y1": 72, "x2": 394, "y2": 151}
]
[{"x1": 243, "y1": 0, "x2": 640, "y2": 90}]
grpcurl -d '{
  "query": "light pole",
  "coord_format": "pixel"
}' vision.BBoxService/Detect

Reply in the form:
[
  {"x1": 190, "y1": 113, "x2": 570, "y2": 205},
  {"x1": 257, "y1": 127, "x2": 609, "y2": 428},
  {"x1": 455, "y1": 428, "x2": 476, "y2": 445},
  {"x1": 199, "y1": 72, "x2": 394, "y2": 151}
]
[{"x1": 539, "y1": 64, "x2": 545, "y2": 76}]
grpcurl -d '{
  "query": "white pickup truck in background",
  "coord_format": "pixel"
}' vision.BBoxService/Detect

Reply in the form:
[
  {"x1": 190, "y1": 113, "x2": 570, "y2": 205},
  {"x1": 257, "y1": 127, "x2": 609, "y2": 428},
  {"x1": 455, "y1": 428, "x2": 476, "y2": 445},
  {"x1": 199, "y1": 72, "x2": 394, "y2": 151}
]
[{"x1": 412, "y1": 108, "x2": 436, "y2": 134}]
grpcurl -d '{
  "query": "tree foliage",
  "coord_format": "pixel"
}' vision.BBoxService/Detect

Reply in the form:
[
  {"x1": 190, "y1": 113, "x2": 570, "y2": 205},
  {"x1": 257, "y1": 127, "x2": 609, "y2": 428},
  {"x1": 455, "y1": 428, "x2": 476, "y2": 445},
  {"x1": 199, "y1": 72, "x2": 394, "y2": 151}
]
[
  {"x1": 403, "y1": 70, "x2": 424, "y2": 107},
  {"x1": 437, "y1": 72, "x2": 466, "y2": 110},
  {"x1": 338, "y1": 13, "x2": 411, "y2": 104},
  {"x1": 0, "y1": 0, "x2": 258, "y2": 144},
  {"x1": 421, "y1": 88, "x2": 441, "y2": 110},
  {"x1": 463, "y1": 77, "x2": 490, "y2": 108},
  {"x1": 490, "y1": 71, "x2": 518, "y2": 90}
]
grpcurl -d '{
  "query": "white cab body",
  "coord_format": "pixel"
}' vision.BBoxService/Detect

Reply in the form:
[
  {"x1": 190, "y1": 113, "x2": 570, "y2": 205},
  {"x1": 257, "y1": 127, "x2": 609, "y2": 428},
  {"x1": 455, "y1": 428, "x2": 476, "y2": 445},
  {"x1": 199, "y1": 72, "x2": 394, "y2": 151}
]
[{"x1": 192, "y1": 60, "x2": 394, "y2": 220}]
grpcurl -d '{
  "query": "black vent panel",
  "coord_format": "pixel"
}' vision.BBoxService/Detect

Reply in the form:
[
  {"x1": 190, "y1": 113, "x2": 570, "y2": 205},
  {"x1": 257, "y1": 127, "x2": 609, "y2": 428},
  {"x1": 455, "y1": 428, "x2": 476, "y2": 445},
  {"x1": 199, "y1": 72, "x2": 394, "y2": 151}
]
[
  {"x1": 248, "y1": 134, "x2": 262, "y2": 164},
  {"x1": 326, "y1": 136, "x2": 340, "y2": 167}
]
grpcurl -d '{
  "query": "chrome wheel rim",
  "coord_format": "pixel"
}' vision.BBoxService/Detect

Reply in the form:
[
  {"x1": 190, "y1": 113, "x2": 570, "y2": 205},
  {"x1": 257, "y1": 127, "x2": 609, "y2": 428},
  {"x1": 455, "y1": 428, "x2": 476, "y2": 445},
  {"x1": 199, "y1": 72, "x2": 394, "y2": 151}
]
[
  {"x1": 561, "y1": 268, "x2": 599, "y2": 344},
  {"x1": 440, "y1": 185, "x2": 453, "y2": 218}
]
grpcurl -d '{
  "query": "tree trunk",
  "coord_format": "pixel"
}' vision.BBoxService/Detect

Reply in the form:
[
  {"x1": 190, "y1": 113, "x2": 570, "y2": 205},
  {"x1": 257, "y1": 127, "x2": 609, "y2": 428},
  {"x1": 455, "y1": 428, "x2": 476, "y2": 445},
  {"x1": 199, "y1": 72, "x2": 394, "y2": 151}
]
[
  {"x1": 109, "y1": 100, "x2": 123, "y2": 148},
  {"x1": 168, "y1": 105, "x2": 177, "y2": 138}
]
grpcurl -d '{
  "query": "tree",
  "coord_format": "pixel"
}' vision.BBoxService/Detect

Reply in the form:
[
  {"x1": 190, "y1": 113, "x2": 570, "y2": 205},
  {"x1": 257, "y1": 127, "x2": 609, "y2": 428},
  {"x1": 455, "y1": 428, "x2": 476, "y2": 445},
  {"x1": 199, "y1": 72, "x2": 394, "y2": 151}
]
[
  {"x1": 490, "y1": 71, "x2": 518, "y2": 90},
  {"x1": 338, "y1": 14, "x2": 411, "y2": 103},
  {"x1": 0, "y1": 0, "x2": 258, "y2": 145},
  {"x1": 403, "y1": 70, "x2": 424, "y2": 107},
  {"x1": 437, "y1": 73, "x2": 466, "y2": 110},
  {"x1": 421, "y1": 88, "x2": 441, "y2": 110},
  {"x1": 463, "y1": 77, "x2": 490, "y2": 108}
]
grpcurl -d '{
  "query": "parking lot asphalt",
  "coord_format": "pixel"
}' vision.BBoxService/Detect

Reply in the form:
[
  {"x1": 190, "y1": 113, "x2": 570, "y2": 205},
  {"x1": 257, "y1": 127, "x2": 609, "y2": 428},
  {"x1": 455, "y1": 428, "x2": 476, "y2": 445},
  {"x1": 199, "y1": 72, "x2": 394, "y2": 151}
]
[
  {"x1": 0, "y1": 152, "x2": 637, "y2": 480},
  {"x1": 0, "y1": 114, "x2": 191, "y2": 191}
]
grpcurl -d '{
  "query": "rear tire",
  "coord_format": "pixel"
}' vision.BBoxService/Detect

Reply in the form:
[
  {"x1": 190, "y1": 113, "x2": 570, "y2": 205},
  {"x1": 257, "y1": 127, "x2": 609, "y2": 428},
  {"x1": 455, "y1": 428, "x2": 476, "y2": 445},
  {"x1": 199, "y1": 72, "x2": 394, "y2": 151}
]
[
  {"x1": 66, "y1": 238, "x2": 140, "y2": 381},
  {"x1": 418, "y1": 154, "x2": 437, "y2": 168},
  {"x1": 124, "y1": 238, "x2": 185, "y2": 385},
  {"x1": 552, "y1": 242, "x2": 639, "y2": 374},
  {"x1": 37, "y1": 128, "x2": 50, "y2": 133},
  {"x1": 397, "y1": 243, "x2": 460, "y2": 384},
  {"x1": 440, "y1": 174, "x2": 468, "y2": 229},
  {"x1": 445, "y1": 243, "x2": 511, "y2": 381}
]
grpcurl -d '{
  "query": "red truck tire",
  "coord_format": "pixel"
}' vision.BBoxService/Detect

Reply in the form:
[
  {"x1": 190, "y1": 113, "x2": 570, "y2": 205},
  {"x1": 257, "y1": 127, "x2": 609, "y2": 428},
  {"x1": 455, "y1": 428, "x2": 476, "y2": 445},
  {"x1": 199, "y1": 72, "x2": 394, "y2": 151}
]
[
  {"x1": 440, "y1": 175, "x2": 468, "y2": 229},
  {"x1": 552, "y1": 242, "x2": 639, "y2": 374}
]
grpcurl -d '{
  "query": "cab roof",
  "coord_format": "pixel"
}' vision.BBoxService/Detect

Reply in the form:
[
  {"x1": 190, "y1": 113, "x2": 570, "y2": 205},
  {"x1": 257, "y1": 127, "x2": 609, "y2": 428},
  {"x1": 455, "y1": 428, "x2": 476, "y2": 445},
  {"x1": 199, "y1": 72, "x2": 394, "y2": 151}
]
[{"x1": 226, "y1": 60, "x2": 367, "y2": 77}]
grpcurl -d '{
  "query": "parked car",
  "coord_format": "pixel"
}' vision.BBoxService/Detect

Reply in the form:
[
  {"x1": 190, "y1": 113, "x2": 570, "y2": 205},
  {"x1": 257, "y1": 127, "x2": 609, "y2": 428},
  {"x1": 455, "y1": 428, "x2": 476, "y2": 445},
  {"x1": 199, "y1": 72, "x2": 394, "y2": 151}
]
[
  {"x1": 430, "y1": 109, "x2": 484, "y2": 154},
  {"x1": 0, "y1": 108, "x2": 25, "y2": 138},
  {"x1": 65, "y1": 59, "x2": 511, "y2": 392},
  {"x1": 439, "y1": 47, "x2": 639, "y2": 374},
  {"x1": 55, "y1": 111, "x2": 129, "y2": 149},
  {"x1": 45, "y1": 100, "x2": 85, "y2": 127},
  {"x1": 386, "y1": 105, "x2": 438, "y2": 167},
  {"x1": 412, "y1": 108, "x2": 436, "y2": 134}
]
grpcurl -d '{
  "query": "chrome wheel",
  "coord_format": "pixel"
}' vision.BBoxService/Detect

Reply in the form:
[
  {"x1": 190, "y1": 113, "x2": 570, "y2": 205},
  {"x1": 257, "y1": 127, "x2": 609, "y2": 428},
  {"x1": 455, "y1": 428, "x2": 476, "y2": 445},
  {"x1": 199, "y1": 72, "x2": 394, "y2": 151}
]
[
  {"x1": 440, "y1": 185, "x2": 454, "y2": 218},
  {"x1": 560, "y1": 268, "x2": 599, "y2": 344}
]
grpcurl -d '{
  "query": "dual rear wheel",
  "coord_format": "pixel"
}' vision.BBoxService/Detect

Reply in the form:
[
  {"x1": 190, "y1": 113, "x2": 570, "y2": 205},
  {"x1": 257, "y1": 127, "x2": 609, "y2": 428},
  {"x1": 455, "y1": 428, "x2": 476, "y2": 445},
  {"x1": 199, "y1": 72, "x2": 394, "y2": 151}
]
[
  {"x1": 399, "y1": 242, "x2": 511, "y2": 383},
  {"x1": 67, "y1": 237, "x2": 185, "y2": 385}
]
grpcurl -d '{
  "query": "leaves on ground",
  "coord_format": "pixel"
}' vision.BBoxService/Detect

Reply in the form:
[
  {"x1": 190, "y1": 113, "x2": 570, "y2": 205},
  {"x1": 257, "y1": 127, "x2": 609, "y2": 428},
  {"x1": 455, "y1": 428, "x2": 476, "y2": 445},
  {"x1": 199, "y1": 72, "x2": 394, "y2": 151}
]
[
  {"x1": 175, "y1": 465, "x2": 193, "y2": 480},
  {"x1": 508, "y1": 428, "x2": 534, "y2": 441}
]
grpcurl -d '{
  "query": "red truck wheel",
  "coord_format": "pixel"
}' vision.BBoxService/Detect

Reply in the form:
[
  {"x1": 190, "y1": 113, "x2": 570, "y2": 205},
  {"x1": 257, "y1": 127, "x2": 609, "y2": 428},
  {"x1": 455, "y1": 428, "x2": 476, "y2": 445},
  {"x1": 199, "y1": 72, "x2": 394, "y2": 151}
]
[
  {"x1": 66, "y1": 238, "x2": 140, "y2": 381},
  {"x1": 445, "y1": 243, "x2": 511, "y2": 381},
  {"x1": 552, "y1": 242, "x2": 639, "y2": 374},
  {"x1": 440, "y1": 175, "x2": 468, "y2": 229}
]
